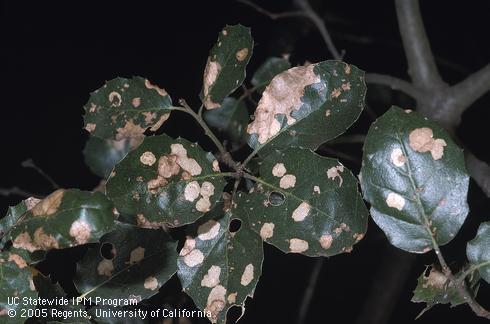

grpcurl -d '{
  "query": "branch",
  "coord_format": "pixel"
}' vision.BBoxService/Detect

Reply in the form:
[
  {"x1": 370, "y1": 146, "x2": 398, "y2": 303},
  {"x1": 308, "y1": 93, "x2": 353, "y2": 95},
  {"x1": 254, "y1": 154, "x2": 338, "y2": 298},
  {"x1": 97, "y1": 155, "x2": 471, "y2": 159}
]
[
  {"x1": 448, "y1": 64, "x2": 490, "y2": 115},
  {"x1": 365, "y1": 73, "x2": 425, "y2": 99},
  {"x1": 296, "y1": 258, "x2": 324, "y2": 324},
  {"x1": 293, "y1": 0, "x2": 341, "y2": 59},
  {"x1": 465, "y1": 151, "x2": 490, "y2": 198},
  {"x1": 395, "y1": 0, "x2": 445, "y2": 88},
  {"x1": 0, "y1": 186, "x2": 41, "y2": 198},
  {"x1": 21, "y1": 158, "x2": 59, "y2": 189},
  {"x1": 236, "y1": 0, "x2": 305, "y2": 20}
]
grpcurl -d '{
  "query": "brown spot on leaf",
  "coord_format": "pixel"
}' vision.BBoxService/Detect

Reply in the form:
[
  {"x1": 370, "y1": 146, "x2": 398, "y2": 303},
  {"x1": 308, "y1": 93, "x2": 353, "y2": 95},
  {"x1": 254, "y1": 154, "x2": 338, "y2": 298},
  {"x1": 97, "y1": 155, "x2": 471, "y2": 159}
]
[
  {"x1": 423, "y1": 267, "x2": 447, "y2": 289},
  {"x1": 235, "y1": 48, "x2": 249, "y2": 61},
  {"x1": 259, "y1": 223, "x2": 275, "y2": 241},
  {"x1": 184, "y1": 181, "x2": 201, "y2": 202},
  {"x1": 197, "y1": 220, "x2": 220, "y2": 240},
  {"x1": 279, "y1": 174, "x2": 296, "y2": 189},
  {"x1": 149, "y1": 113, "x2": 170, "y2": 132},
  {"x1": 205, "y1": 285, "x2": 226, "y2": 323},
  {"x1": 408, "y1": 127, "x2": 447, "y2": 160},
  {"x1": 144, "y1": 276, "x2": 159, "y2": 290},
  {"x1": 247, "y1": 65, "x2": 320, "y2": 144},
  {"x1": 115, "y1": 120, "x2": 145, "y2": 143},
  {"x1": 390, "y1": 148, "x2": 406, "y2": 167},
  {"x1": 327, "y1": 165, "x2": 344, "y2": 186},
  {"x1": 129, "y1": 247, "x2": 145, "y2": 265},
  {"x1": 69, "y1": 220, "x2": 92, "y2": 245},
  {"x1": 179, "y1": 237, "x2": 196, "y2": 256},
  {"x1": 201, "y1": 265, "x2": 221, "y2": 288},
  {"x1": 272, "y1": 163, "x2": 286, "y2": 177},
  {"x1": 240, "y1": 264, "x2": 254, "y2": 286},
  {"x1": 331, "y1": 88, "x2": 341, "y2": 98},
  {"x1": 171, "y1": 144, "x2": 203, "y2": 176},
  {"x1": 183, "y1": 249, "x2": 204, "y2": 267},
  {"x1": 131, "y1": 97, "x2": 141, "y2": 108},
  {"x1": 292, "y1": 202, "x2": 311, "y2": 222},
  {"x1": 97, "y1": 259, "x2": 114, "y2": 277},
  {"x1": 319, "y1": 235, "x2": 333, "y2": 249},
  {"x1": 109, "y1": 91, "x2": 122, "y2": 107},
  {"x1": 212, "y1": 160, "x2": 220, "y2": 172},
  {"x1": 227, "y1": 292, "x2": 237, "y2": 304},
  {"x1": 386, "y1": 192, "x2": 405, "y2": 211},
  {"x1": 85, "y1": 123, "x2": 96, "y2": 132},
  {"x1": 140, "y1": 151, "x2": 157, "y2": 166},
  {"x1": 136, "y1": 214, "x2": 165, "y2": 229},
  {"x1": 289, "y1": 238, "x2": 309, "y2": 253}
]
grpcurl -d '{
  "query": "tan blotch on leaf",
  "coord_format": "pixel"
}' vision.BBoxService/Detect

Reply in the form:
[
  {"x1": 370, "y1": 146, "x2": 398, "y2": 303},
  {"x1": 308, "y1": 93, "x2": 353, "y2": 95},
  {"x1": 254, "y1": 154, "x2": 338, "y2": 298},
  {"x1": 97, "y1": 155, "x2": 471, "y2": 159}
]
[
  {"x1": 319, "y1": 235, "x2": 333, "y2": 250},
  {"x1": 197, "y1": 220, "x2": 221, "y2": 241},
  {"x1": 97, "y1": 259, "x2": 114, "y2": 277},
  {"x1": 227, "y1": 292, "x2": 237, "y2": 304},
  {"x1": 144, "y1": 276, "x2": 159, "y2": 290},
  {"x1": 183, "y1": 249, "x2": 204, "y2": 267},
  {"x1": 240, "y1": 264, "x2": 254, "y2": 286},
  {"x1": 260, "y1": 223, "x2": 274, "y2": 240},
  {"x1": 247, "y1": 65, "x2": 320, "y2": 144},
  {"x1": 171, "y1": 144, "x2": 202, "y2": 176},
  {"x1": 327, "y1": 165, "x2": 344, "y2": 187},
  {"x1": 129, "y1": 247, "x2": 145, "y2": 265},
  {"x1": 289, "y1": 238, "x2": 309, "y2": 253},
  {"x1": 279, "y1": 174, "x2": 296, "y2": 189},
  {"x1": 85, "y1": 123, "x2": 96, "y2": 132},
  {"x1": 292, "y1": 202, "x2": 311, "y2": 222},
  {"x1": 69, "y1": 220, "x2": 92, "y2": 245},
  {"x1": 108, "y1": 91, "x2": 122, "y2": 107},
  {"x1": 131, "y1": 97, "x2": 141, "y2": 108},
  {"x1": 149, "y1": 113, "x2": 170, "y2": 132},
  {"x1": 386, "y1": 192, "x2": 405, "y2": 211},
  {"x1": 31, "y1": 189, "x2": 65, "y2": 217},
  {"x1": 136, "y1": 214, "x2": 165, "y2": 229},
  {"x1": 203, "y1": 59, "x2": 222, "y2": 110},
  {"x1": 205, "y1": 285, "x2": 227, "y2": 323},
  {"x1": 115, "y1": 120, "x2": 145, "y2": 142},
  {"x1": 201, "y1": 265, "x2": 221, "y2": 288},
  {"x1": 184, "y1": 181, "x2": 201, "y2": 202},
  {"x1": 272, "y1": 163, "x2": 287, "y2": 177},
  {"x1": 408, "y1": 127, "x2": 447, "y2": 160},
  {"x1": 423, "y1": 267, "x2": 447, "y2": 289},
  {"x1": 179, "y1": 237, "x2": 196, "y2": 256},
  {"x1": 8, "y1": 253, "x2": 27, "y2": 269},
  {"x1": 140, "y1": 151, "x2": 156, "y2": 166},
  {"x1": 235, "y1": 48, "x2": 249, "y2": 61},
  {"x1": 13, "y1": 228, "x2": 59, "y2": 252},
  {"x1": 144, "y1": 79, "x2": 168, "y2": 97}
]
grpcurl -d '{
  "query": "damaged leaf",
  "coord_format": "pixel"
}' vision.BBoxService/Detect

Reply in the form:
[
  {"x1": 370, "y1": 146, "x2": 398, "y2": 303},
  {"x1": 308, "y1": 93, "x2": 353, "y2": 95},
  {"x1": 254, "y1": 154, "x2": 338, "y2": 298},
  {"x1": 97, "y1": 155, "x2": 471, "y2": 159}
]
[
  {"x1": 83, "y1": 136, "x2": 133, "y2": 178},
  {"x1": 0, "y1": 251, "x2": 37, "y2": 324},
  {"x1": 360, "y1": 106, "x2": 469, "y2": 253},
  {"x1": 10, "y1": 189, "x2": 116, "y2": 252},
  {"x1": 240, "y1": 147, "x2": 368, "y2": 257},
  {"x1": 106, "y1": 134, "x2": 226, "y2": 227},
  {"x1": 177, "y1": 205, "x2": 263, "y2": 324},
  {"x1": 467, "y1": 222, "x2": 490, "y2": 283},
  {"x1": 251, "y1": 57, "x2": 291, "y2": 93},
  {"x1": 411, "y1": 266, "x2": 480, "y2": 318},
  {"x1": 83, "y1": 76, "x2": 173, "y2": 141},
  {"x1": 1, "y1": 197, "x2": 36, "y2": 248},
  {"x1": 202, "y1": 24, "x2": 253, "y2": 110},
  {"x1": 203, "y1": 97, "x2": 249, "y2": 146},
  {"x1": 74, "y1": 222, "x2": 177, "y2": 301},
  {"x1": 247, "y1": 60, "x2": 365, "y2": 156}
]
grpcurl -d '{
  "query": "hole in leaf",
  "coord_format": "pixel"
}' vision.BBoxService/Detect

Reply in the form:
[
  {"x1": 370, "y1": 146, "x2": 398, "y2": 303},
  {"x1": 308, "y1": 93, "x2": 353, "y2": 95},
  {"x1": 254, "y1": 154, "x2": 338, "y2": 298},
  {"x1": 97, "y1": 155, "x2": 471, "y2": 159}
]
[
  {"x1": 229, "y1": 218, "x2": 242, "y2": 233},
  {"x1": 268, "y1": 191, "x2": 285, "y2": 206},
  {"x1": 100, "y1": 242, "x2": 116, "y2": 260}
]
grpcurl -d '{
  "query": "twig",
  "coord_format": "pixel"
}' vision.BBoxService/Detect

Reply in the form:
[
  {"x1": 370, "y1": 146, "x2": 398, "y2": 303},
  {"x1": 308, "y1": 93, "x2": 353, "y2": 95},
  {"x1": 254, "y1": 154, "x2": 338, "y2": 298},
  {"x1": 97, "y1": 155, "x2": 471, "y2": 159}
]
[
  {"x1": 365, "y1": 73, "x2": 425, "y2": 99},
  {"x1": 448, "y1": 64, "x2": 490, "y2": 115},
  {"x1": 177, "y1": 99, "x2": 238, "y2": 170},
  {"x1": 430, "y1": 238, "x2": 490, "y2": 319},
  {"x1": 0, "y1": 186, "x2": 41, "y2": 198},
  {"x1": 395, "y1": 0, "x2": 445, "y2": 89},
  {"x1": 21, "y1": 158, "x2": 59, "y2": 189},
  {"x1": 236, "y1": 0, "x2": 305, "y2": 20},
  {"x1": 293, "y1": 0, "x2": 341, "y2": 59},
  {"x1": 296, "y1": 258, "x2": 324, "y2": 324}
]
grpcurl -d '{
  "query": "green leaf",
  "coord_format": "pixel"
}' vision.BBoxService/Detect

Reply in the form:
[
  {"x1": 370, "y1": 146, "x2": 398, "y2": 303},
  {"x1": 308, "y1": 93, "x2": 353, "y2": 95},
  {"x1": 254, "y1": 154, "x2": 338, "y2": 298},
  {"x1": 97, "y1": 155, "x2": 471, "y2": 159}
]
[
  {"x1": 203, "y1": 97, "x2": 249, "y2": 146},
  {"x1": 0, "y1": 251, "x2": 37, "y2": 324},
  {"x1": 83, "y1": 137, "x2": 132, "y2": 178},
  {"x1": 74, "y1": 222, "x2": 177, "y2": 301},
  {"x1": 106, "y1": 134, "x2": 226, "y2": 227},
  {"x1": 202, "y1": 25, "x2": 253, "y2": 110},
  {"x1": 246, "y1": 60, "x2": 365, "y2": 156},
  {"x1": 360, "y1": 106, "x2": 469, "y2": 253},
  {"x1": 33, "y1": 274, "x2": 91, "y2": 323},
  {"x1": 411, "y1": 266, "x2": 480, "y2": 318},
  {"x1": 467, "y1": 222, "x2": 490, "y2": 283},
  {"x1": 239, "y1": 147, "x2": 368, "y2": 257},
  {"x1": 83, "y1": 76, "x2": 173, "y2": 141},
  {"x1": 10, "y1": 189, "x2": 116, "y2": 252},
  {"x1": 177, "y1": 204, "x2": 263, "y2": 323},
  {"x1": 251, "y1": 57, "x2": 291, "y2": 93}
]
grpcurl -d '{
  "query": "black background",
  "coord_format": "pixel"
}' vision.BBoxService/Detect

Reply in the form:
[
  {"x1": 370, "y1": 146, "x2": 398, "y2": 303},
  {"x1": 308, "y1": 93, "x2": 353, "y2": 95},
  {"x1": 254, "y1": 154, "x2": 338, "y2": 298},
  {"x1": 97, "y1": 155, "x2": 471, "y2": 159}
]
[{"x1": 1, "y1": 0, "x2": 490, "y2": 323}]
